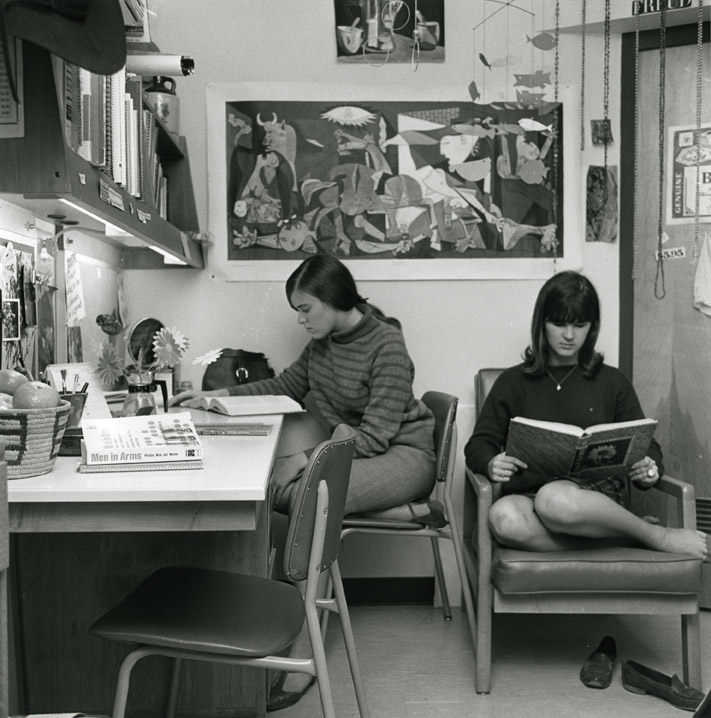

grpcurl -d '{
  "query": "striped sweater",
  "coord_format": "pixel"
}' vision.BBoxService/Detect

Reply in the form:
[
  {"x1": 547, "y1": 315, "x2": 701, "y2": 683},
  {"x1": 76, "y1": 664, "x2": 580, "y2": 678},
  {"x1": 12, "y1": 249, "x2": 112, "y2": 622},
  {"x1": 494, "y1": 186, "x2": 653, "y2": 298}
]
[{"x1": 227, "y1": 306, "x2": 434, "y2": 458}]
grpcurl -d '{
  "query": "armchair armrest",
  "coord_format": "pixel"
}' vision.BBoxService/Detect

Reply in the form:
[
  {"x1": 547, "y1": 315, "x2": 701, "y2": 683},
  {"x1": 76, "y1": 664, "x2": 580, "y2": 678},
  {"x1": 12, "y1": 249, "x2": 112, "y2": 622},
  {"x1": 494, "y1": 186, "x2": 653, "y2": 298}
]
[
  {"x1": 465, "y1": 469, "x2": 495, "y2": 587},
  {"x1": 650, "y1": 475, "x2": 697, "y2": 530}
]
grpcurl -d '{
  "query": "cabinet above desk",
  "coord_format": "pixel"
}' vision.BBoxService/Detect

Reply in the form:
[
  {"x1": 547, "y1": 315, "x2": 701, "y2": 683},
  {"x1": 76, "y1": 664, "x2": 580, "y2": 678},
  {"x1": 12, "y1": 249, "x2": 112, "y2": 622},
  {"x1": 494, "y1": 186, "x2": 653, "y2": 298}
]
[{"x1": 0, "y1": 42, "x2": 204, "y2": 269}]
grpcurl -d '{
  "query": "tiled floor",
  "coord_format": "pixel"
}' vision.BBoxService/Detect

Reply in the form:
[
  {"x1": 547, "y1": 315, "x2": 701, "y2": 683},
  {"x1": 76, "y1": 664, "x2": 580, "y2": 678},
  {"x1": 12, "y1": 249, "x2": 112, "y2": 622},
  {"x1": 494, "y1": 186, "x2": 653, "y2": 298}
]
[{"x1": 274, "y1": 605, "x2": 711, "y2": 717}]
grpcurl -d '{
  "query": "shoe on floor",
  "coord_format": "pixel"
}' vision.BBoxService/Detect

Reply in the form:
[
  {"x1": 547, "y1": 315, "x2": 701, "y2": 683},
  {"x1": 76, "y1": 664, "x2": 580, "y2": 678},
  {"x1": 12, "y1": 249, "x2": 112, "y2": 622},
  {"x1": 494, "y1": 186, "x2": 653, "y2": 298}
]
[
  {"x1": 580, "y1": 635, "x2": 616, "y2": 689},
  {"x1": 267, "y1": 673, "x2": 316, "y2": 713},
  {"x1": 622, "y1": 659, "x2": 705, "y2": 712}
]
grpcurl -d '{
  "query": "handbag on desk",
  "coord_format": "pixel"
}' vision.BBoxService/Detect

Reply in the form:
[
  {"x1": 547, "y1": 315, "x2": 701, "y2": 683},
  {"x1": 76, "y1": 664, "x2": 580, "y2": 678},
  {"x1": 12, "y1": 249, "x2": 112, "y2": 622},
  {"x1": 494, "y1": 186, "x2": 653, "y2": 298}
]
[{"x1": 201, "y1": 349, "x2": 274, "y2": 390}]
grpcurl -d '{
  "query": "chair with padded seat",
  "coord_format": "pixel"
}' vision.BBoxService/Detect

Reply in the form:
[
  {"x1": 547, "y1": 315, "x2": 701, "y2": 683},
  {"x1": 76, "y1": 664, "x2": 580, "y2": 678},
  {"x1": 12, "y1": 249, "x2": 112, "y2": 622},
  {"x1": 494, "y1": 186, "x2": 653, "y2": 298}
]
[
  {"x1": 90, "y1": 424, "x2": 369, "y2": 718},
  {"x1": 460, "y1": 368, "x2": 705, "y2": 695},
  {"x1": 340, "y1": 391, "x2": 476, "y2": 627}
]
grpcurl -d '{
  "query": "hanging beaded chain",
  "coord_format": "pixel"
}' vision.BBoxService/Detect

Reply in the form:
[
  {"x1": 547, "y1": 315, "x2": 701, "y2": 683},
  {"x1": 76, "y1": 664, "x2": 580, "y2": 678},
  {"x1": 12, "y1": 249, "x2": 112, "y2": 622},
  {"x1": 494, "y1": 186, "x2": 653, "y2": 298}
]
[
  {"x1": 654, "y1": 2, "x2": 667, "y2": 300},
  {"x1": 632, "y1": 6, "x2": 641, "y2": 282},
  {"x1": 551, "y1": 0, "x2": 560, "y2": 267},
  {"x1": 691, "y1": 0, "x2": 704, "y2": 263},
  {"x1": 602, "y1": 0, "x2": 611, "y2": 206},
  {"x1": 580, "y1": 0, "x2": 586, "y2": 151}
]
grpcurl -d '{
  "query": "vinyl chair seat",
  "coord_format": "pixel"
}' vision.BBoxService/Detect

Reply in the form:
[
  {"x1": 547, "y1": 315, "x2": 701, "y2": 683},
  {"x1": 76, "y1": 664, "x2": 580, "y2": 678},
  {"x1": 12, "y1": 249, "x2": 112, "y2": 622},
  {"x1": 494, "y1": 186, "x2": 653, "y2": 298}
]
[
  {"x1": 492, "y1": 545, "x2": 703, "y2": 595},
  {"x1": 344, "y1": 516, "x2": 434, "y2": 531},
  {"x1": 91, "y1": 566, "x2": 305, "y2": 658}
]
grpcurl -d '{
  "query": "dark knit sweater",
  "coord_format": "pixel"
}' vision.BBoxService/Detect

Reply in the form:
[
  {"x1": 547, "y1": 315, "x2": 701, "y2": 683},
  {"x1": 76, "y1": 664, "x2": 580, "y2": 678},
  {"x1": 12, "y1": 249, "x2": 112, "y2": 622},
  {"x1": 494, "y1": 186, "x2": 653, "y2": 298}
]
[
  {"x1": 464, "y1": 362, "x2": 664, "y2": 494},
  {"x1": 228, "y1": 306, "x2": 434, "y2": 459}
]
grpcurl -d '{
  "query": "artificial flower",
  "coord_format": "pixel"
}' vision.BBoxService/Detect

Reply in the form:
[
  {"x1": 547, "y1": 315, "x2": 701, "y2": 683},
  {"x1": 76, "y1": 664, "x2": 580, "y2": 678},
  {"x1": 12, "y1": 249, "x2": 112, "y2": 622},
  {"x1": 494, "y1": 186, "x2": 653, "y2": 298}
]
[
  {"x1": 153, "y1": 327, "x2": 189, "y2": 368},
  {"x1": 96, "y1": 340, "x2": 124, "y2": 386},
  {"x1": 192, "y1": 348, "x2": 223, "y2": 366}
]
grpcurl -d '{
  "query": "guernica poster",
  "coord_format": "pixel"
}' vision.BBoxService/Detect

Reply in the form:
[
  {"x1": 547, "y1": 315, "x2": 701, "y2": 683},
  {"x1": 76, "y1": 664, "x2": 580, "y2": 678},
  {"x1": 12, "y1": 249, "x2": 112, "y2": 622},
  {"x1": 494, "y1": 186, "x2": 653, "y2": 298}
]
[{"x1": 206, "y1": 83, "x2": 582, "y2": 281}]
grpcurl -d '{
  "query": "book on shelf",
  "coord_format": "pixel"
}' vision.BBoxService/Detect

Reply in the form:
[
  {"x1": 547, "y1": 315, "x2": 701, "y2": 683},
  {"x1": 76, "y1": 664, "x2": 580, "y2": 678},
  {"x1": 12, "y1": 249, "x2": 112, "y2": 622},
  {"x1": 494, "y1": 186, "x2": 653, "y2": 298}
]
[
  {"x1": 81, "y1": 411, "x2": 203, "y2": 466},
  {"x1": 505, "y1": 416, "x2": 658, "y2": 480},
  {"x1": 190, "y1": 395, "x2": 304, "y2": 417}
]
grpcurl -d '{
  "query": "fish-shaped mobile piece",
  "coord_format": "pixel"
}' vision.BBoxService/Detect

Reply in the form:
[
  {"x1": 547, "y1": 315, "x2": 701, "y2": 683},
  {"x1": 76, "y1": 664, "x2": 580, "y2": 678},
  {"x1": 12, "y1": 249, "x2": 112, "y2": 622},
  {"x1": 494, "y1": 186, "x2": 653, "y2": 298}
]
[
  {"x1": 493, "y1": 123, "x2": 526, "y2": 136},
  {"x1": 452, "y1": 123, "x2": 495, "y2": 139},
  {"x1": 479, "y1": 52, "x2": 492, "y2": 70},
  {"x1": 518, "y1": 118, "x2": 553, "y2": 133},
  {"x1": 516, "y1": 89, "x2": 548, "y2": 107},
  {"x1": 490, "y1": 54, "x2": 519, "y2": 68},
  {"x1": 513, "y1": 70, "x2": 551, "y2": 89},
  {"x1": 526, "y1": 32, "x2": 557, "y2": 51},
  {"x1": 468, "y1": 80, "x2": 480, "y2": 103}
]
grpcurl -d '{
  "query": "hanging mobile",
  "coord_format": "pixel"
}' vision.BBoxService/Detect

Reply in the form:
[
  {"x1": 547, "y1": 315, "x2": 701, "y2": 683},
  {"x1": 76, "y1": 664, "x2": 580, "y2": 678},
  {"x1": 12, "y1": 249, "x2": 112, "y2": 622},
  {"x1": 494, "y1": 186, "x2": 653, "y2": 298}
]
[
  {"x1": 632, "y1": 3, "x2": 641, "y2": 281},
  {"x1": 579, "y1": 0, "x2": 587, "y2": 151},
  {"x1": 691, "y1": 0, "x2": 704, "y2": 264},
  {"x1": 550, "y1": 0, "x2": 561, "y2": 266},
  {"x1": 654, "y1": 2, "x2": 667, "y2": 300}
]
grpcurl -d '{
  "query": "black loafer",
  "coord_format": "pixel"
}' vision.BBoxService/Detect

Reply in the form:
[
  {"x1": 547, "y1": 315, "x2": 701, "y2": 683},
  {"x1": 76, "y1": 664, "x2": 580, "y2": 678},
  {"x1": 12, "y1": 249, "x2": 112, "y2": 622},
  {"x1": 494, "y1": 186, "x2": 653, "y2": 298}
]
[
  {"x1": 622, "y1": 659, "x2": 704, "y2": 712},
  {"x1": 580, "y1": 635, "x2": 616, "y2": 689}
]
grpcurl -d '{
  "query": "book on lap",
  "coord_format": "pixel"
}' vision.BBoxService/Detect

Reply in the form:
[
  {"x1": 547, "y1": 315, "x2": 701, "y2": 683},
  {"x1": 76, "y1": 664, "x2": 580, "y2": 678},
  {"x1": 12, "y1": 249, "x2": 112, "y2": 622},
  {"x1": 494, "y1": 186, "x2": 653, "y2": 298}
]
[
  {"x1": 190, "y1": 395, "x2": 304, "y2": 417},
  {"x1": 505, "y1": 416, "x2": 658, "y2": 480},
  {"x1": 81, "y1": 412, "x2": 203, "y2": 467}
]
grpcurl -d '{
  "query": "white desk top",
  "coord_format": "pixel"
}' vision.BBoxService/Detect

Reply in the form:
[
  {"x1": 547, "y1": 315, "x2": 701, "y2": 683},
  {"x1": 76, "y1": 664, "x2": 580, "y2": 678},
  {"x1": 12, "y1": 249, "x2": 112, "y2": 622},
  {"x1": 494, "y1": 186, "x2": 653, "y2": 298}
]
[{"x1": 7, "y1": 415, "x2": 283, "y2": 504}]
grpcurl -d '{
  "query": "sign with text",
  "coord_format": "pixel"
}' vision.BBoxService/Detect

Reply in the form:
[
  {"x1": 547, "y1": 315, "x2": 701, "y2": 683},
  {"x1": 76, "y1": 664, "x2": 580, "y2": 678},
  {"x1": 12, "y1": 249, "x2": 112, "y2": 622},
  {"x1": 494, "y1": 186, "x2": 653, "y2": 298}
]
[{"x1": 667, "y1": 124, "x2": 711, "y2": 225}]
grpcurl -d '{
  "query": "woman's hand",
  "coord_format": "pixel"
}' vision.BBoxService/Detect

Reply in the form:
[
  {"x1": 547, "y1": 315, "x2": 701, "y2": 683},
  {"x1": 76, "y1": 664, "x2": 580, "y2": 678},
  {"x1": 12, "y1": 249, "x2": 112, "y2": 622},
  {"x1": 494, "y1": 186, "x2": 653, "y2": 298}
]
[
  {"x1": 629, "y1": 456, "x2": 660, "y2": 488},
  {"x1": 488, "y1": 452, "x2": 527, "y2": 483},
  {"x1": 168, "y1": 388, "x2": 228, "y2": 407}
]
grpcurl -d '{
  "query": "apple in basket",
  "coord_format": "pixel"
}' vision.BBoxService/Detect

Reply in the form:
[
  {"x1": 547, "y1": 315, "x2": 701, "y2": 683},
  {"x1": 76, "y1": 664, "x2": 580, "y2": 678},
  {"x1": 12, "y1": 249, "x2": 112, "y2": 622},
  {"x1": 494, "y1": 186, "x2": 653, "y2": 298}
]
[
  {"x1": 12, "y1": 382, "x2": 61, "y2": 410},
  {"x1": 0, "y1": 368, "x2": 28, "y2": 397}
]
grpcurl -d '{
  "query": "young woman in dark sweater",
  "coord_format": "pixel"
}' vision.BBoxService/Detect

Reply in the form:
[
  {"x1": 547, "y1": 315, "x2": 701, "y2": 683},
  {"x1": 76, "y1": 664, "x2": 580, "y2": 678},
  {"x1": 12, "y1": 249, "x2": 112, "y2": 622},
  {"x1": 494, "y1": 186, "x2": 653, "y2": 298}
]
[{"x1": 465, "y1": 271, "x2": 708, "y2": 559}]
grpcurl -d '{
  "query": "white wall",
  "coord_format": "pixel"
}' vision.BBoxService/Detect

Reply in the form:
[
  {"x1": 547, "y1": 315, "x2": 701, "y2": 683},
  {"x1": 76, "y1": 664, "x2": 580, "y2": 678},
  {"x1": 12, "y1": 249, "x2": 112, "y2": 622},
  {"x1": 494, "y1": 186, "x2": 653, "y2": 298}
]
[{"x1": 123, "y1": 0, "x2": 623, "y2": 584}]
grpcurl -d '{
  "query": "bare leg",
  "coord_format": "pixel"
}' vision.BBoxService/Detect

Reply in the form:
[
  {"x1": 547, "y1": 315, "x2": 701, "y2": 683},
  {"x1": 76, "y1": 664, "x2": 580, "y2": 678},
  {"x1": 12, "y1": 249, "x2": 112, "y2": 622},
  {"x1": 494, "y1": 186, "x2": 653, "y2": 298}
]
[
  {"x1": 534, "y1": 480, "x2": 709, "y2": 559},
  {"x1": 489, "y1": 493, "x2": 600, "y2": 551}
]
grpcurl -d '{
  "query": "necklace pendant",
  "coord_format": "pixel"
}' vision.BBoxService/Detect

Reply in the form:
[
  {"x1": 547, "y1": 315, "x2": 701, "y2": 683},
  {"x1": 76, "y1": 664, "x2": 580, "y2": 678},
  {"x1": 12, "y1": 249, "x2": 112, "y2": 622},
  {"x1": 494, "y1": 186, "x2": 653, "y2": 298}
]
[{"x1": 556, "y1": 384, "x2": 561, "y2": 391}]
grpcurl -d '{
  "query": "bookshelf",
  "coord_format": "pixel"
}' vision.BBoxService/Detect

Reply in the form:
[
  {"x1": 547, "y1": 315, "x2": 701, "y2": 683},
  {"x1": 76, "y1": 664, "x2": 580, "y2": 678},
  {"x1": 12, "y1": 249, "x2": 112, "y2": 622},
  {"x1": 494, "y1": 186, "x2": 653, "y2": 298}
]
[{"x1": 0, "y1": 41, "x2": 203, "y2": 269}]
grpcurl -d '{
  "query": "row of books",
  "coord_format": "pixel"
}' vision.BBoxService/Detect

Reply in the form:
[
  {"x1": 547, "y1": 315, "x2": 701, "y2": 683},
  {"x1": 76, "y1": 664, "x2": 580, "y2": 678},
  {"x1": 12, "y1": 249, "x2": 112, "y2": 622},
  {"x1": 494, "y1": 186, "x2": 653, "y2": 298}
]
[{"x1": 54, "y1": 58, "x2": 167, "y2": 214}]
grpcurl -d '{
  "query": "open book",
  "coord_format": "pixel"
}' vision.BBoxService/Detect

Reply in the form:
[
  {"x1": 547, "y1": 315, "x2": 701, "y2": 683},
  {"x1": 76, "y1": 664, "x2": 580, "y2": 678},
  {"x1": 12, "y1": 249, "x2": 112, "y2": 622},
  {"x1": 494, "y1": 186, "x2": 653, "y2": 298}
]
[
  {"x1": 505, "y1": 416, "x2": 658, "y2": 480},
  {"x1": 190, "y1": 394, "x2": 304, "y2": 417}
]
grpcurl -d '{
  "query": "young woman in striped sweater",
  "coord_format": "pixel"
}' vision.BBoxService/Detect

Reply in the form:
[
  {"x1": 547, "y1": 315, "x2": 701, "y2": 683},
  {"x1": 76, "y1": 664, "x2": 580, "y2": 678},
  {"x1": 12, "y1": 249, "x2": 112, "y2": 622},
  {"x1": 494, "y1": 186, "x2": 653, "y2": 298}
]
[{"x1": 171, "y1": 254, "x2": 440, "y2": 521}]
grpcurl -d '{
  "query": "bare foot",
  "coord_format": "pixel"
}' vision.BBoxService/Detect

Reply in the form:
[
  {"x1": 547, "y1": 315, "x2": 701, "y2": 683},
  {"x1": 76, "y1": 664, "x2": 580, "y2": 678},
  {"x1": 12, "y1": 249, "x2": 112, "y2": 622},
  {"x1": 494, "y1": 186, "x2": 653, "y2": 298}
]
[{"x1": 649, "y1": 527, "x2": 709, "y2": 559}]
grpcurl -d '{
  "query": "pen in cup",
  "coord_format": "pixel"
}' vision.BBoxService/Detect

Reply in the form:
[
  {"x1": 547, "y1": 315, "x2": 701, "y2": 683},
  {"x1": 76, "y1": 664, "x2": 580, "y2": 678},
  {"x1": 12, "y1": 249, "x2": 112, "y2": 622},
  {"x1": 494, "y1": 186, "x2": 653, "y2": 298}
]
[{"x1": 72, "y1": 375, "x2": 80, "y2": 393}]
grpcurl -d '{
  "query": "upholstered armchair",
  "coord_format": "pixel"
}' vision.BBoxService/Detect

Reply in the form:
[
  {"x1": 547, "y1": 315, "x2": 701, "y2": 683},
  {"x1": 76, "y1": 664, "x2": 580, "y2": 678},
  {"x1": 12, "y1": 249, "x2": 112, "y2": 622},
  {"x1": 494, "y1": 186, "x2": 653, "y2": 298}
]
[{"x1": 459, "y1": 368, "x2": 704, "y2": 695}]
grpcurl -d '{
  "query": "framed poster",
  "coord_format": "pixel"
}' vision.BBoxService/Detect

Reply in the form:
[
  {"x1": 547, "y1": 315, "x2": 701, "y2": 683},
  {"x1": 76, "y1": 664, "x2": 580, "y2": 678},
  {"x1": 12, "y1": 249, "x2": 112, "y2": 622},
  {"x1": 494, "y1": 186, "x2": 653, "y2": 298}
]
[
  {"x1": 206, "y1": 82, "x2": 582, "y2": 281},
  {"x1": 666, "y1": 124, "x2": 711, "y2": 225},
  {"x1": 2, "y1": 298, "x2": 20, "y2": 341}
]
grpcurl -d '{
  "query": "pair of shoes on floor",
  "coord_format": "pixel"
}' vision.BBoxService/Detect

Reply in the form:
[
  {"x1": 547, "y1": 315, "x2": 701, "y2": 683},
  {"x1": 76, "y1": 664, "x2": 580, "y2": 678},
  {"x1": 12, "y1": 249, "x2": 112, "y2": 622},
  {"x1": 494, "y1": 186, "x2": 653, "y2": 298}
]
[
  {"x1": 621, "y1": 659, "x2": 705, "y2": 712},
  {"x1": 407, "y1": 499, "x2": 448, "y2": 529},
  {"x1": 580, "y1": 635, "x2": 617, "y2": 689},
  {"x1": 267, "y1": 672, "x2": 316, "y2": 712}
]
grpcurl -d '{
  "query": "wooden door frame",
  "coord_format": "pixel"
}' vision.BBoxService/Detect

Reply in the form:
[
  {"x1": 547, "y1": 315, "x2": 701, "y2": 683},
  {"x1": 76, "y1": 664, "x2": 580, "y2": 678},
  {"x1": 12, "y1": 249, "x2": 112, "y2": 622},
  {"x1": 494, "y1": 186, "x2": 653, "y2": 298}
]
[{"x1": 619, "y1": 22, "x2": 710, "y2": 378}]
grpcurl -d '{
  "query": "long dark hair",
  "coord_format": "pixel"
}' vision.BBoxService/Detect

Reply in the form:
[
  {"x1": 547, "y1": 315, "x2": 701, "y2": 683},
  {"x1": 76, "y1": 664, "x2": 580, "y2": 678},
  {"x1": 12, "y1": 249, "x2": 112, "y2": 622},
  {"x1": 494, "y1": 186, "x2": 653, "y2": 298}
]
[
  {"x1": 286, "y1": 255, "x2": 401, "y2": 328},
  {"x1": 523, "y1": 271, "x2": 603, "y2": 376}
]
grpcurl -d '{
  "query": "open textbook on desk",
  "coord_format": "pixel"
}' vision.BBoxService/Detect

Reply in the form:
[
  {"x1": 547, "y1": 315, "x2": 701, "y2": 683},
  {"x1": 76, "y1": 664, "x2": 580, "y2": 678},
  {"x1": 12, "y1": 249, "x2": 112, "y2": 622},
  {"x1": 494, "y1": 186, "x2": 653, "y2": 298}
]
[
  {"x1": 190, "y1": 394, "x2": 304, "y2": 417},
  {"x1": 505, "y1": 416, "x2": 658, "y2": 479}
]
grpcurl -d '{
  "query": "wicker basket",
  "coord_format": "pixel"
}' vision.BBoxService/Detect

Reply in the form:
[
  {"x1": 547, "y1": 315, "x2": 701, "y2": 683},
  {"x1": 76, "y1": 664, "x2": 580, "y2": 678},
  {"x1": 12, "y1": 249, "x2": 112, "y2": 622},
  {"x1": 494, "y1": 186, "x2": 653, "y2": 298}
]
[{"x1": 0, "y1": 400, "x2": 71, "y2": 479}]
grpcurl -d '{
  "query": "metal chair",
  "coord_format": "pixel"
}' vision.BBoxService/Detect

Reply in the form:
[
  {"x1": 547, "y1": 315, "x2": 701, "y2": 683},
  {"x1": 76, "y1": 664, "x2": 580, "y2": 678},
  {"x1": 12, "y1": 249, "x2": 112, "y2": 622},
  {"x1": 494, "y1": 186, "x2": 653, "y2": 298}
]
[
  {"x1": 341, "y1": 391, "x2": 475, "y2": 626},
  {"x1": 90, "y1": 424, "x2": 369, "y2": 718},
  {"x1": 461, "y1": 368, "x2": 704, "y2": 694}
]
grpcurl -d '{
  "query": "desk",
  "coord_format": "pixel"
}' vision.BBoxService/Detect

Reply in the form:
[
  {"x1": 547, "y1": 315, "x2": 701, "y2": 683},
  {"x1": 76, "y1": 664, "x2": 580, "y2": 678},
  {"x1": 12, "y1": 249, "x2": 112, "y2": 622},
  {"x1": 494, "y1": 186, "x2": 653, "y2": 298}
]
[{"x1": 8, "y1": 417, "x2": 283, "y2": 717}]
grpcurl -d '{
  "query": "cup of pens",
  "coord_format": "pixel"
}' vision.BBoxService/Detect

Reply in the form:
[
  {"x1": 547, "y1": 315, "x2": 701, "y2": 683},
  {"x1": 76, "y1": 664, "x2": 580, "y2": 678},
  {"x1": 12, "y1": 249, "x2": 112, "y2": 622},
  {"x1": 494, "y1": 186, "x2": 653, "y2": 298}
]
[{"x1": 60, "y1": 392, "x2": 88, "y2": 429}]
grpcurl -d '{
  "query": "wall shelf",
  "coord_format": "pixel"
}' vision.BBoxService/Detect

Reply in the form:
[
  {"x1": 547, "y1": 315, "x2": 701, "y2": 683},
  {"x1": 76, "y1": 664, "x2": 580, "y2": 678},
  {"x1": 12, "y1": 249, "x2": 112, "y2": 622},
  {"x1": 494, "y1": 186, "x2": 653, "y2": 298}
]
[{"x1": 0, "y1": 42, "x2": 203, "y2": 269}]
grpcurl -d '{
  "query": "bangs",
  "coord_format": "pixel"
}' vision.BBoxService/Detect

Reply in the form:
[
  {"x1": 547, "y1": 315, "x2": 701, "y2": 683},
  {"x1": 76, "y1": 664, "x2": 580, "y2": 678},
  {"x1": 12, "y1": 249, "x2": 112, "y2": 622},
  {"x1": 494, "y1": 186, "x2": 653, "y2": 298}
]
[{"x1": 544, "y1": 295, "x2": 596, "y2": 324}]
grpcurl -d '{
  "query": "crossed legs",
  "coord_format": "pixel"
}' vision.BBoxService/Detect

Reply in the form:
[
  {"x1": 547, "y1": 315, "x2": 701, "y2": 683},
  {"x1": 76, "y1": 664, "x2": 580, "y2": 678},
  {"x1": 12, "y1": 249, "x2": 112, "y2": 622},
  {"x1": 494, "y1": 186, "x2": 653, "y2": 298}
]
[{"x1": 488, "y1": 479, "x2": 709, "y2": 559}]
